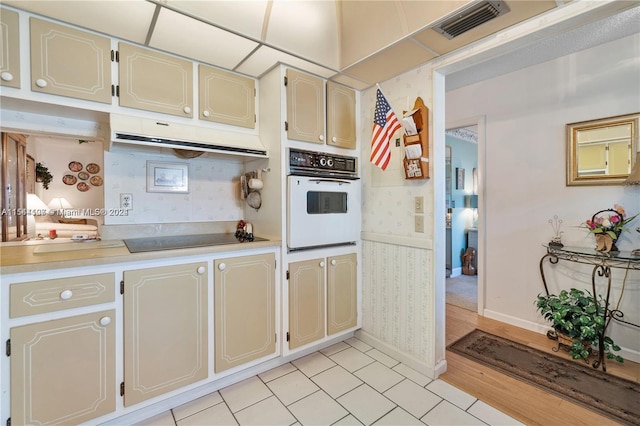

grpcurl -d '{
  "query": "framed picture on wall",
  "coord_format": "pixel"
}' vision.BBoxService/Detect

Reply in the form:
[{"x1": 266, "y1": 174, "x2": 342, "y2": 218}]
[
  {"x1": 26, "y1": 155, "x2": 36, "y2": 194},
  {"x1": 456, "y1": 167, "x2": 465, "y2": 190},
  {"x1": 146, "y1": 161, "x2": 189, "y2": 193}
]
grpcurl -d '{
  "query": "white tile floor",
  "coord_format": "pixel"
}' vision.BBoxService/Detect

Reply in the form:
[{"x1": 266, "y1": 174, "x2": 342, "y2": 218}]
[{"x1": 138, "y1": 337, "x2": 523, "y2": 426}]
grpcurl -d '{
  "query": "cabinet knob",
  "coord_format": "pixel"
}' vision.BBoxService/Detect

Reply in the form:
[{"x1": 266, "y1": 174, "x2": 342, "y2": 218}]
[
  {"x1": 184, "y1": 106, "x2": 192, "y2": 114},
  {"x1": 331, "y1": 259, "x2": 337, "y2": 266},
  {"x1": 1, "y1": 72, "x2": 13, "y2": 82},
  {"x1": 319, "y1": 261, "x2": 325, "y2": 268},
  {"x1": 99, "y1": 316, "x2": 111, "y2": 326},
  {"x1": 218, "y1": 262, "x2": 226, "y2": 271},
  {"x1": 197, "y1": 266, "x2": 206, "y2": 275},
  {"x1": 59, "y1": 290, "x2": 73, "y2": 300},
  {"x1": 35, "y1": 78, "x2": 48, "y2": 88},
  {"x1": 332, "y1": 136, "x2": 337, "y2": 143},
  {"x1": 203, "y1": 110, "x2": 210, "y2": 117},
  {"x1": 319, "y1": 134, "x2": 324, "y2": 142}
]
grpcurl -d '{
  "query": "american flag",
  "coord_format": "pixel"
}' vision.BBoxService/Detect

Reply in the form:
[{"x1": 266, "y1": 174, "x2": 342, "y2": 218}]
[{"x1": 370, "y1": 89, "x2": 402, "y2": 171}]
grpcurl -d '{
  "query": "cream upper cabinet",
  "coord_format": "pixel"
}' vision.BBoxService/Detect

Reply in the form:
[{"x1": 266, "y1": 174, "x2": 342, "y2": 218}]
[
  {"x1": 123, "y1": 262, "x2": 208, "y2": 406},
  {"x1": 30, "y1": 18, "x2": 111, "y2": 103},
  {"x1": 326, "y1": 81, "x2": 356, "y2": 149},
  {"x1": 286, "y1": 68, "x2": 325, "y2": 144},
  {"x1": 11, "y1": 310, "x2": 116, "y2": 425},
  {"x1": 288, "y1": 258, "x2": 325, "y2": 349},
  {"x1": 327, "y1": 254, "x2": 357, "y2": 335},
  {"x1": 118, "y1": 42, "x2": 193, "y2": 117},
  {"x1": 214, "y1": 253, "x2": 276, "y2": 372},
  {"x1": 0, "y1": 8, "x2": 20, "y2": 88},
  {"x1": 199, "y1": 64, "x2": 255, "y2": 128}
]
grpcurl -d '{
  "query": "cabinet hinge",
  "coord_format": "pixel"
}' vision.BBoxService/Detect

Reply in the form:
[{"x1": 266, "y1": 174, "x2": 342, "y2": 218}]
[
  {"x1": 285, "y1": 121, "x2": 288, "y2": 131},
  {"x1": 275, "y1": 333, "x2": 277, "y2": 343},
  {"x1": 116, "y1": 85, "x2": 120, "y2": 97},
  {"x1": 6, "y1": 417, "x2": 10, "y2": 426},
  {"x1": 286, "y1": 332, "x2": 290, "y2": 342},
  {"x1": 116, "y1": 50, "x2": 119, "y2": 62},
  {"x1": 284, "y1": 76, "x2": 288, "y2": 86},
  {"x1": 5, "y1": 339, "x2": 10, "y2": 357},
  {"x1": 120, "y1": 280, "x2": 124, "y2": 295},
  {"x1": 120, "y1": 382, "x2": 125, "y2": 397},
  {"x1": 111, "y1": 85, "x2": 115, "y2": 96},
  {"x1": 254, "y1": 114, "x2": 257, "y2": 124},
  {"x1": 286, "y1": 270, "x2": 289, "y2": 280},
  {"x1": 111, "y1": 49, "x2": 115, "y2": 61}
]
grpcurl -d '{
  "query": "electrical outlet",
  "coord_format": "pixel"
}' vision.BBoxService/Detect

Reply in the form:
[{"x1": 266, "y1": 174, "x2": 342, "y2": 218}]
[
  {"x1": 120, "y1": 193, "x2": 133, "y2": 210},
  {"x1": 415, "y1": 196, "x2": 424, "y2": 213},
  {"x1": 415, "y1": 215, "x2": 424, "y2": 233}
]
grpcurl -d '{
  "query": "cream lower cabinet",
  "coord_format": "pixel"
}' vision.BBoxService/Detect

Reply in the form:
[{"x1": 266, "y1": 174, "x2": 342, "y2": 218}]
[
  {"x1": 288, "y1": 253, "x2": 357, "y2": 349},
  {"x1": 214, "y1": 253, "x2": 276, "y2": 372},
  {"x1": 10, "y1": 310, "x2": 116, "y2": 425},
  {"x1": 123, "y1": 262, "x2": 208, "y2": 406}
]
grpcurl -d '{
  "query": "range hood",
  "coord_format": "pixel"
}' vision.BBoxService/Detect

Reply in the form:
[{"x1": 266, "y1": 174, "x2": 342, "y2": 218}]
[{"x1": 108, "y1": 114, "x2": 268, "y2": 158}]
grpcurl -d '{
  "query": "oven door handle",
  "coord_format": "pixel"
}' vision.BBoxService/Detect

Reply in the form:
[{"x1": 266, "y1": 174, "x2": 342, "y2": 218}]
[{"x1": 309, "y1": 179, "x2": 352, "y2": 185}]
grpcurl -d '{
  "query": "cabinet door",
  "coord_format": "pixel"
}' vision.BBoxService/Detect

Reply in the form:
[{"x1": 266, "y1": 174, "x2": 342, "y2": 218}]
[
  {"x1": 326, "y1": 81, "x2": 356, "y2": 149},
  {"x1": 199, "y1": 64, "x2": 255, "y2": 128},
  {"x1": 327, "y1": 254, "x2": 357, "y2": 335},
  {"x1": 30, "y1": 18, "x2": 111, "y2": 103},
  {"x1": 214, "y1": 253, "x2": 275, "y2": 372},
  {"x1": 123, "y1": 262, "x2": 208, "y2": 406},
  {"x1": 119, "y1": 42, "x2": 193, "y2": 117},
  {"x1": 289, "y1": 258, "x2": 325, "y2": 349},
  {"x1": 11, "y1": 310, "x2": 116, "y2": 425},
  {"x1": 0, "y1": 8, "x2": 20, "y2": 88},
  {"x1": 286, "y1": 68, "x2": 324, "y2": 144}
]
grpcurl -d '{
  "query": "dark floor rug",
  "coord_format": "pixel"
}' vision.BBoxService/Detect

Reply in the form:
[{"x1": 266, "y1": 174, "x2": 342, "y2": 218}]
[{"x1": 448, "y1": 329, "x2": 640, "y2": 425}]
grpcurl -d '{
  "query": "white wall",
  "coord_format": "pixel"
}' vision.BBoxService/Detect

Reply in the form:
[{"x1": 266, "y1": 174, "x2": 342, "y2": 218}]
[{"x1": 446, "y1": 33, "x2": 640, "y2": 359}]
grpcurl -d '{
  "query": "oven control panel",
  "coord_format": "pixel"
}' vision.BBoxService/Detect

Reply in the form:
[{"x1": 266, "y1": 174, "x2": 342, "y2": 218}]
[{"x1": 289, "y1": 148, "x2": 358, "y2": 178}]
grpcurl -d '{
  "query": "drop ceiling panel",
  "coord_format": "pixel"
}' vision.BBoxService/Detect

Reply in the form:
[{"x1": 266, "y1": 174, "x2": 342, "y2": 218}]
[
  {"x1": 413, "y1": 0, "x2": 558, "y2": 56},
  {"x1": 342, "y1": 39, "x2": 437, "y2": 85},
  {"x1": 163, "y1": 0, "x2": 268, "y2": 41},
  {"x1": 2, "y1": 0, "x2": 155, "y2": 44},
  {"x1": 150, "y1": 8, "x2": 259, "y2": 71},
  {"x1": 400, "y1": 0, "x2": 473, "y2": 34},
  {"x1": 329, "y1": 74, "x2": 371, "y2": 91},
  {"x1": 340, "y1": 1, "x2": 408, "y2": 68},
  {"x1": 236, "y1": 45, "x2": 336, "y2": 79},
  {"x1": 266, "y1": 0, "x2": 340, "y2": 69}
]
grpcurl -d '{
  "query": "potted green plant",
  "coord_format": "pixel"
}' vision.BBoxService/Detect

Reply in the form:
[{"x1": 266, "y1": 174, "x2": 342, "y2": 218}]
[
  {"x1": 35, "y1": 162, "x2": 53, "y2": 190},
  {"x1": 535, "y1": 288, "x2": 623, "y2": 363}
]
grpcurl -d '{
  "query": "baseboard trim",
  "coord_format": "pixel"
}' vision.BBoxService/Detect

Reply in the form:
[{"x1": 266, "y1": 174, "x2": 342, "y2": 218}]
[{"x1": 355, "y1": 330, "x2": 438, "y2": 379}]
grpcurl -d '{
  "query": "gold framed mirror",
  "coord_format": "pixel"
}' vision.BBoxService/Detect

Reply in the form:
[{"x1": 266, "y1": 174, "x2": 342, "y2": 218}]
[{"x1": 566, "y1": 113, "x2": 639, "y2": 186}]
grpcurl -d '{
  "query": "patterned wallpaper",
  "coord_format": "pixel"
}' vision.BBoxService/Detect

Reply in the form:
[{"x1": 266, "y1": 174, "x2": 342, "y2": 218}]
[
  {"x1": 103, "y1": 147, "x2": 244, "y2": 225},
  {"x1": 361, "y1": 240, "x2": 434, "y2": 366},
  {"x1": 359, "y1": 66, "x2": 436, "y2": 371}
]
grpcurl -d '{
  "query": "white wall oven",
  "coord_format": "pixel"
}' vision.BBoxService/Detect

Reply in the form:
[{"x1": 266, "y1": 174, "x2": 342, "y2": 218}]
[{"x1": 287, "y1": 148, "x2": 360, "y2": 250}]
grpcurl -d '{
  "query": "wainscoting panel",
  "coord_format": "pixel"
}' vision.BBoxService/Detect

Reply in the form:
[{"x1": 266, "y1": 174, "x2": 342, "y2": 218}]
[{"x1": 362, "y1": 240, "x2": 434, "y2": 367}]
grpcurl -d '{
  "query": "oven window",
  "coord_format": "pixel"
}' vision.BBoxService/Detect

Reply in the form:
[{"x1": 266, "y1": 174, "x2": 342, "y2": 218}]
[{"x1": 307, "y1": 191, "x2": 347, "y2": 214}]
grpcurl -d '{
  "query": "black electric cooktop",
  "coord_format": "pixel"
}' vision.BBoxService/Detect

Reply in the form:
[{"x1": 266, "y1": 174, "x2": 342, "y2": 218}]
[{"x1": 124, "y1": 233, "x2": 268, "y2": 253}]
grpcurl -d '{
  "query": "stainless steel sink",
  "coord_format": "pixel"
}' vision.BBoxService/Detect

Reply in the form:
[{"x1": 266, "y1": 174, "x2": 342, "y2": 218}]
[{"x1": 124, "y1": 233, "x2": 267, "y2": 253}]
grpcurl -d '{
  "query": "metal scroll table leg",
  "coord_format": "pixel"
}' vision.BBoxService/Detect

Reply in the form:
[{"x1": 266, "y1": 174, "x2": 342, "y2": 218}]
[{"x1": 591, "y1": 264, "x2": 611, "y2": 372}]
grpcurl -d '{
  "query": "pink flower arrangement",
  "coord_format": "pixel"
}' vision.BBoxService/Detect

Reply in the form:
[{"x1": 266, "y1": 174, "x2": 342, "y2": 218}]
[{"x1": 584, "y1": 204, "x2": 638, "y2": 240}]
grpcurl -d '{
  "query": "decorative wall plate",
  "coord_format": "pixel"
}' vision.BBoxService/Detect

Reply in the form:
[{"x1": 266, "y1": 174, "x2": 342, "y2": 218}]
[
  {"x1": 77, "y1": 182, "x2": 89, "y2": 192},
  {"x1": 69, "y1": 161, "x2": 83, "y2": 172},
  {"x1": 86, "y1": 163, "x2": 100, "y2": 174},
  {"x1": 63, "y1": 174, "x2": 77, "y2": 185},
  {"x1": 78, "y1": 171, "x2": 90, "y2": 180},
  {"x1": 90, "y1": 176, "x2": 103, "y2": 186}
]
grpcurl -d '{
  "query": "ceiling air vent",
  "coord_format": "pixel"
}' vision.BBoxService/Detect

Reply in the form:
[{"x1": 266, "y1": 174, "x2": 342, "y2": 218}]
[{"x1": 433, "y1": 0, "x2": 510, "y2": 40}]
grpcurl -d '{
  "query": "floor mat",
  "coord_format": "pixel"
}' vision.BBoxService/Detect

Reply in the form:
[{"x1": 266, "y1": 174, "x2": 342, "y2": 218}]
[{"x1": 448, "y1": 329, "x2": 639, "y2": 425}]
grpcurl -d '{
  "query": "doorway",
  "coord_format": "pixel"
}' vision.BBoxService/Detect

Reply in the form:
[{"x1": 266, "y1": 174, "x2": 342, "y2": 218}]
[{"x1": 445, "y1": 124, "x2": 479, "y2": 312}]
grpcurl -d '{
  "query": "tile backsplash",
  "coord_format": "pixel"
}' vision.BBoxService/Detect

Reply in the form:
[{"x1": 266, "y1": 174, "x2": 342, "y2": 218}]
[{"x1": 104, "y1": 146, "x2": 244, "y2": 225}]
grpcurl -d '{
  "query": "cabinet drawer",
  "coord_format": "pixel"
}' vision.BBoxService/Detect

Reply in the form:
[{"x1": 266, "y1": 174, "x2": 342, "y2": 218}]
[{"x1": 10, "y1": 273, "x2": 115, "y2": 318}]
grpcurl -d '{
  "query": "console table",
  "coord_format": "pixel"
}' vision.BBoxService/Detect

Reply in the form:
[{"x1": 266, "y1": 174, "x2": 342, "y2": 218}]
[{"x1": 539, "y1": 245, "x2": 640, "y2": 371}]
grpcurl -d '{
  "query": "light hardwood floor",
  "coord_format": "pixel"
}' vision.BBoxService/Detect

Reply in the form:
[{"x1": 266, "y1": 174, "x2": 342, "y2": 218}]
[{"x1": 441, "y1": 304, "x2": 640, "y2": 426}]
